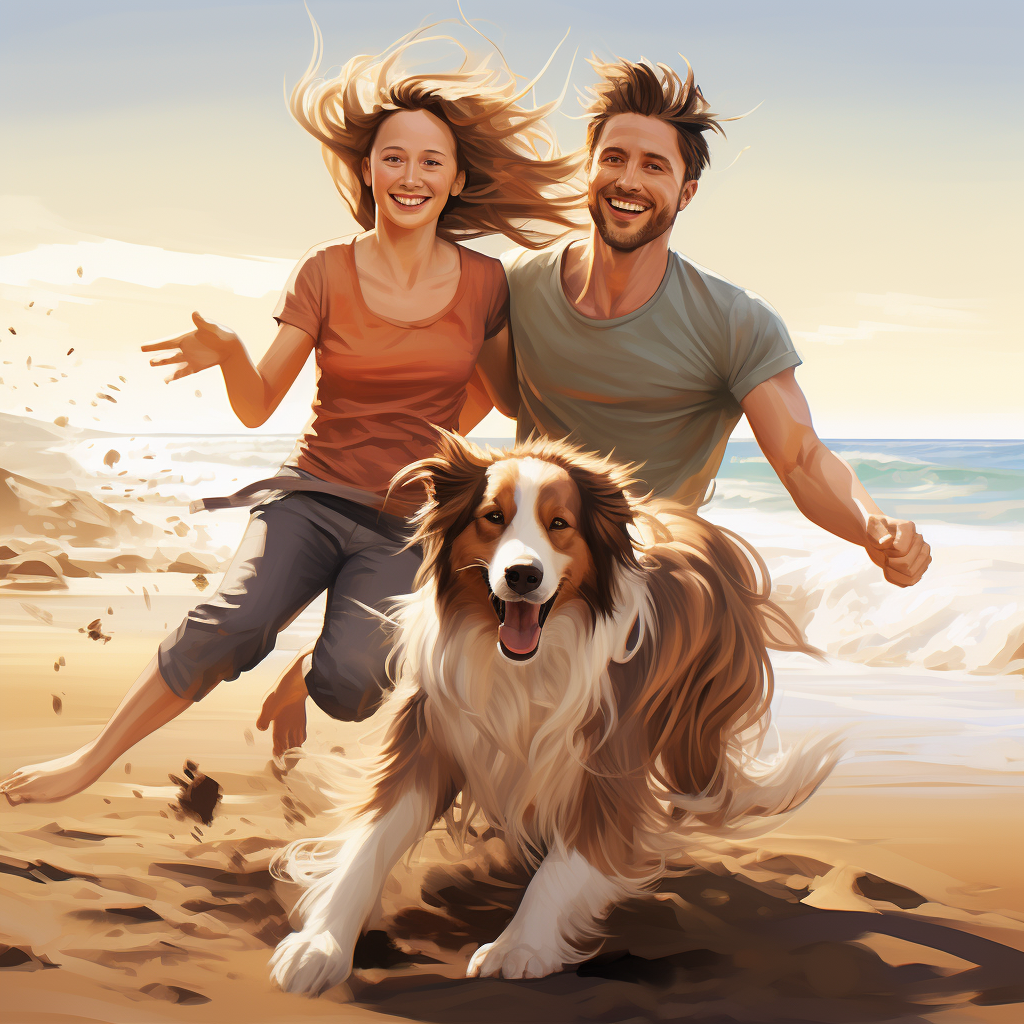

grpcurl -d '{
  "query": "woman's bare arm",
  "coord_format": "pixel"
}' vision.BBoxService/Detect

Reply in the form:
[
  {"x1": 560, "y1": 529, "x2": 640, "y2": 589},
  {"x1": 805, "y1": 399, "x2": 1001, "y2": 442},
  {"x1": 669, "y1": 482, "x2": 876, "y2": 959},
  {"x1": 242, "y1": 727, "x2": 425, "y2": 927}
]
[
  {"x1": 459, "y1": 369, "x2": 495, "y2": 434},
  {"x1": 143, "y1": 315, "x2": 315, "y2": 427},
  {"x1": 473, "y1": 325, "x2": 519, "y2": 418}
]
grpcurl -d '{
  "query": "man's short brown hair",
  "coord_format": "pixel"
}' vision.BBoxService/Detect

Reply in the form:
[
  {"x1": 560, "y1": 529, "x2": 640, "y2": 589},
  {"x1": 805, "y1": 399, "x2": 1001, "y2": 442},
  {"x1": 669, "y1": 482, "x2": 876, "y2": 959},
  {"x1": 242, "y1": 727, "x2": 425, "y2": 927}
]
[{"x1": 584, "y1": 57, "x2": 726, "y2": 182}]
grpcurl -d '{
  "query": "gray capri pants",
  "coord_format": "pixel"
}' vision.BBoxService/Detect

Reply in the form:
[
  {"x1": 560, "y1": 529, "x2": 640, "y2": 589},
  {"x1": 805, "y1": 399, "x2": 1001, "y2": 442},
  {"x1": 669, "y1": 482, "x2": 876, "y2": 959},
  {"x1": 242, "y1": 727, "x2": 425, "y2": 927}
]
[{"x1": 158, "y1": 492, "x2": 421, "y2": 721}]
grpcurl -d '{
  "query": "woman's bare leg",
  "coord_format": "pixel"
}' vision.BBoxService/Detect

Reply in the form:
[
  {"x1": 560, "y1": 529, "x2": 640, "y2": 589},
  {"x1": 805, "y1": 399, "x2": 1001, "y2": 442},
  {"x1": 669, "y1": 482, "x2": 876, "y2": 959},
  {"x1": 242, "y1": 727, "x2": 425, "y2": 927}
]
[
  {"x1": 0, "y1": 656, "x2": 193, "y2": 806},
  {"x1": 257, "y1": 644, "x2": 313, "y2": 757}
]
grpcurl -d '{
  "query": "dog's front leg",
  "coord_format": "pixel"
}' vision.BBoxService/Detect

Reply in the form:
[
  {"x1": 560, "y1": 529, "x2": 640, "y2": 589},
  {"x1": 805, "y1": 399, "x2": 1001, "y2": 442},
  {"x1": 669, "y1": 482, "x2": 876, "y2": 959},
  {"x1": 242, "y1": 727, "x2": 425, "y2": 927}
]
[
  {"x1": 269, "y1": 785, "x2": 434, "y2": 996},
  {"x1": 466, "y1": 847, "x2": 627, "y2": 980}
]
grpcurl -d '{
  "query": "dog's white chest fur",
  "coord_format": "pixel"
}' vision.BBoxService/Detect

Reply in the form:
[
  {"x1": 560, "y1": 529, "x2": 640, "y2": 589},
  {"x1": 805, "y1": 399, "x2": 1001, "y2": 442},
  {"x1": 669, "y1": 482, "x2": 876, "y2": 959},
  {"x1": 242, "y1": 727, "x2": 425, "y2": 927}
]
[{"x1": 392, "y1": 579, "x2": 642, "y2": 857}]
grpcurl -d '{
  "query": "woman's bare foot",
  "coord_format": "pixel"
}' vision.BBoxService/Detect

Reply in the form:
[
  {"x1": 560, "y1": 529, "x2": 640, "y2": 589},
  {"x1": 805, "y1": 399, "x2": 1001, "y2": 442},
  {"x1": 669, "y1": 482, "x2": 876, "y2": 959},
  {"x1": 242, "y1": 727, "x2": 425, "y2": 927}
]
[
  {"x1": 257, "y1": 656, "x2": 309, "y2": 758},
  {"x1": 1, "y1": 746, "x2": 106, "y2": 806}
]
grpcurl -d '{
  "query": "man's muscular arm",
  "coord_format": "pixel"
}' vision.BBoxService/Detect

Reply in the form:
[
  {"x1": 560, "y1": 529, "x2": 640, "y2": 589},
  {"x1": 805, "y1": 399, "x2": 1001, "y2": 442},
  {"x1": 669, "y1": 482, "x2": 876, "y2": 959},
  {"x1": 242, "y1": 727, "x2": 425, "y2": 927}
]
[{"x1": 741, "y1": 368, "x2": 931, "y2": 587}]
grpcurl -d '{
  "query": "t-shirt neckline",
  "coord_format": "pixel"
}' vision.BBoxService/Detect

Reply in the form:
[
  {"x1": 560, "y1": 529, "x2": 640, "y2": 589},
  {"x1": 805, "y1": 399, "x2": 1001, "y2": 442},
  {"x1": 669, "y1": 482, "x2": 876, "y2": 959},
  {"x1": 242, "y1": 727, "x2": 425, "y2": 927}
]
[
  {"x1": 553, "y1": 241, "x2": 674, "y2": 329},
  {"x1": 345, "y1": 240, "x2": 468, "y2": 329}
]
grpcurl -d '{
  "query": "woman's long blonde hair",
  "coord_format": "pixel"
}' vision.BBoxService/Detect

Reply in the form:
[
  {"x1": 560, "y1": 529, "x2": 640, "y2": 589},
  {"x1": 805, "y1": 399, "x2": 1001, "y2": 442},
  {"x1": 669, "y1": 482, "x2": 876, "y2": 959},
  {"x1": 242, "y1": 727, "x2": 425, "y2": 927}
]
[{"x1": 289, "y1": 19, "x2": 586, "y2": 249}]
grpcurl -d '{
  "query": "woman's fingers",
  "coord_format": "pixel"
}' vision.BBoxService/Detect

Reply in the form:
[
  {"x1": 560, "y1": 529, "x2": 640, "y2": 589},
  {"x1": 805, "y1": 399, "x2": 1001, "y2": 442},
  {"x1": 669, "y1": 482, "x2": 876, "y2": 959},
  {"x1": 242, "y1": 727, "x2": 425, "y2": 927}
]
[
  {"x1": 165, "y1": 366, "x2": 195, "y2": 383},
  {"x1": 141, "y1": 330, "x2": 194, "y2": 353},
  {"x1": 149, "y1": 353, "x2": 185, "y2": 367}
]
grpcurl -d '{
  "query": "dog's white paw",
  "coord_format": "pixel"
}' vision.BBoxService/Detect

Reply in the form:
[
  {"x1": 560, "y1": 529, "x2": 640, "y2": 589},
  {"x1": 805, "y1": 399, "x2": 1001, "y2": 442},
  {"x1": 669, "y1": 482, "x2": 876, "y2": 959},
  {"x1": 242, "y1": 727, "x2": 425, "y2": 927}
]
[
  {"x1": 466, "y1": 937, "x2": 564, "y2": 980},
  {"x1": 269, "y1": 929, "x2": 353, "y2": 996}
]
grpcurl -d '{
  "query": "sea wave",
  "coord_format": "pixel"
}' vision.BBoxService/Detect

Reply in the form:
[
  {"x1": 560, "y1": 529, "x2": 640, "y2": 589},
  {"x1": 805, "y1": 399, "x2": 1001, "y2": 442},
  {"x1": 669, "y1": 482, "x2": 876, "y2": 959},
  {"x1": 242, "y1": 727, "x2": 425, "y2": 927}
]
[{"x1": 705, "y1": 508, "x2": 1024, "y2": 678}]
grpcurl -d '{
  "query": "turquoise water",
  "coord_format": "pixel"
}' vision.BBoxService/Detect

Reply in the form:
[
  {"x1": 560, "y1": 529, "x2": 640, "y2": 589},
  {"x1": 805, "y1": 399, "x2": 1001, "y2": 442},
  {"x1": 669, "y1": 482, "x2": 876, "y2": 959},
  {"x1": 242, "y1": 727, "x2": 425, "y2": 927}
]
[{"x1": 713, "y1": 439, "x2": 1024, "y2": 525}]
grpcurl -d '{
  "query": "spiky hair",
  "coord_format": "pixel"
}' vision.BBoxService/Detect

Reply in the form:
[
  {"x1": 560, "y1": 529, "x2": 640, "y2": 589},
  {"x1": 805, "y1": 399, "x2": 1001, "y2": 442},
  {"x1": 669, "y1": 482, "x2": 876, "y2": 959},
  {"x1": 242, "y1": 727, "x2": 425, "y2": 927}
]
[{"x1": 584, "y1": 57, "x2": 728, "y2": 182}]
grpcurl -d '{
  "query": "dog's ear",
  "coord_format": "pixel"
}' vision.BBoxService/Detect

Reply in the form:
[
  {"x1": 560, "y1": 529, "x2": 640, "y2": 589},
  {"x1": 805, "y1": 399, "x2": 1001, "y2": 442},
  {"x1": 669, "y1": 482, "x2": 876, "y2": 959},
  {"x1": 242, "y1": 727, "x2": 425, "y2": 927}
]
[
  {"x1": 564, "y1": 453, "x2": 643, "y2": 620},
  {"x1": 390, "y1": 429, "x2": 491, "y2": 592},
  {"x1": 389, "y1": 429, "x2": 488, "y2": 510}
]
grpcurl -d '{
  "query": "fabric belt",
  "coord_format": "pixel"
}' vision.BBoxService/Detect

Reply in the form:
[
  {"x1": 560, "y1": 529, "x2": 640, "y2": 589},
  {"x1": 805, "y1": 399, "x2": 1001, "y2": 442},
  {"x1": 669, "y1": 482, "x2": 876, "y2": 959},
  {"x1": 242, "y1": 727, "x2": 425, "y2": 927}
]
[{"x1": 189, "y1": 476, "x2": 416, "y2": 545}]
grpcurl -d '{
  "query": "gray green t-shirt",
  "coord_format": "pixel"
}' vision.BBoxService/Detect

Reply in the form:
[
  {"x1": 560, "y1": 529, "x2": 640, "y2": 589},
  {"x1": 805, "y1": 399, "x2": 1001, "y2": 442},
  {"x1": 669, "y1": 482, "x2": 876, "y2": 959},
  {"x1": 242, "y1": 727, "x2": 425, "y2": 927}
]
[{"x1": 501, "y1": 244, "x2": 801, "y2": 507}]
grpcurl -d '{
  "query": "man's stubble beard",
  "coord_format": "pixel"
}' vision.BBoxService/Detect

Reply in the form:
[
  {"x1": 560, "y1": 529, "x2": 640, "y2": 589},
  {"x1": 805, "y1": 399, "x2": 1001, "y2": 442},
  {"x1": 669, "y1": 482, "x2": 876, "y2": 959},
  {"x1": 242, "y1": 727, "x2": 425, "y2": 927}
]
[{"x1": 588, "y1": 188, "x2": 682, "y2": 253}]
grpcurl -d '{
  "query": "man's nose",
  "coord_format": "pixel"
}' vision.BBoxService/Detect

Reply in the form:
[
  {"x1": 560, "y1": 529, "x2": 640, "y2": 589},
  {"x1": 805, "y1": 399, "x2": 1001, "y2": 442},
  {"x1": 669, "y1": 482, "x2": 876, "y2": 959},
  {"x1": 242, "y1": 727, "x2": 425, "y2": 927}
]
[{"x1": 616, "y1": 158, "x2": 643, "y2": 192}]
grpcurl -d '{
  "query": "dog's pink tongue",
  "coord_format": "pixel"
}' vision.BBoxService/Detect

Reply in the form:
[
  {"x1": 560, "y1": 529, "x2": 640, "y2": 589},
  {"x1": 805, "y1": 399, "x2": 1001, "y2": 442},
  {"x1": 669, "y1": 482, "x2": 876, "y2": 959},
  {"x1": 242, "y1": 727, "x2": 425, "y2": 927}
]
[{"x1": 499, "y1": 601, "x2": 541, "y2": 654}]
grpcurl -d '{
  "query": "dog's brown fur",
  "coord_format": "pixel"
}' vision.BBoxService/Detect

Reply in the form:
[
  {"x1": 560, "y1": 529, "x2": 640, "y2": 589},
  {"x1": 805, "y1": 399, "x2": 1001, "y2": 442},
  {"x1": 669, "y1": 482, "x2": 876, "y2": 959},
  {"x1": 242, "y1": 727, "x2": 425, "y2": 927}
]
[{"x1": 361, "y1": 433, "x2": 827, "y2": 882}]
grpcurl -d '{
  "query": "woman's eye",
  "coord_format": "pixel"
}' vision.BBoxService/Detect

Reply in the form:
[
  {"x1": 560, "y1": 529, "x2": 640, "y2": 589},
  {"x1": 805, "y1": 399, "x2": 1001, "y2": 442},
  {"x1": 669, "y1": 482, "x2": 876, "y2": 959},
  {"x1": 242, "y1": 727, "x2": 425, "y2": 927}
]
[
  {"x1": 484, "y1": 510, "x2": 504, "y2": 525},
  {"x1": 550, "y1": 517, "x2": 568, "y2": 530}
]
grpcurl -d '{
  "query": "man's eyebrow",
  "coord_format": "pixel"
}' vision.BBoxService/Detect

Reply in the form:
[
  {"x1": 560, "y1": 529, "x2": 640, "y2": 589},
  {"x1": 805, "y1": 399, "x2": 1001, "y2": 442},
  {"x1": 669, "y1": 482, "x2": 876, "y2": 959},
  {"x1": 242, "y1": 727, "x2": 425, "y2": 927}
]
[{"x1": 598, "y1": 145, "x2": 675, "y2": 166}]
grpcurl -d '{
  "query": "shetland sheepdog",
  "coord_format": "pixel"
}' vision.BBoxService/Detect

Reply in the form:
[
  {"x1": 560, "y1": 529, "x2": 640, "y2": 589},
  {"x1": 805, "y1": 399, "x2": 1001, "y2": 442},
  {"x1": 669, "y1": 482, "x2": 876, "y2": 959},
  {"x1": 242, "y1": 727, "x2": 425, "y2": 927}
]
[{"x1": 268, "y1": 433, "x2": 838, "y2": 995}]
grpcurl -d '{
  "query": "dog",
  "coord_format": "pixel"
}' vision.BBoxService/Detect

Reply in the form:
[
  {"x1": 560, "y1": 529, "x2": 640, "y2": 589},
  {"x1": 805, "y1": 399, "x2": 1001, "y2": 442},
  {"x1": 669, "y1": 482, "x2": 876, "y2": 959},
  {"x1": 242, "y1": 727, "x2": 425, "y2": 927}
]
[{"x1": 268, "y1": 432, "x2": 838, "y2": 995}]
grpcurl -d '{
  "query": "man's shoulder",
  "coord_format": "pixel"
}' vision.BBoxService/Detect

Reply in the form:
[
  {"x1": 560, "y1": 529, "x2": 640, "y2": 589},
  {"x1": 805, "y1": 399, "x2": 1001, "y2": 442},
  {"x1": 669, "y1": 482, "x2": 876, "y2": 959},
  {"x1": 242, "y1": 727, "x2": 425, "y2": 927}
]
[
  {"x1": 668, "y1": 251, "x2": 782, "y2": 323},
  {"x1": 500, "y1": 244, "x2": 562, "y2": 284}
]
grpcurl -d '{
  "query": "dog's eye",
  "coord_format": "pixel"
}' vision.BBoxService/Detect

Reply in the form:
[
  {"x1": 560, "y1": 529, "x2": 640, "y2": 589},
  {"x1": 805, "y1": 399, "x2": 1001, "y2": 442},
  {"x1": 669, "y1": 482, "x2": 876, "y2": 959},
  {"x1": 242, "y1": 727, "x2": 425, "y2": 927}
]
[
  {"x1": 484, "y1": 510, "x2": 504, "y2": 525},
  {"x1": 550, "y1": 517, "x2": 569, "y2": 530}
]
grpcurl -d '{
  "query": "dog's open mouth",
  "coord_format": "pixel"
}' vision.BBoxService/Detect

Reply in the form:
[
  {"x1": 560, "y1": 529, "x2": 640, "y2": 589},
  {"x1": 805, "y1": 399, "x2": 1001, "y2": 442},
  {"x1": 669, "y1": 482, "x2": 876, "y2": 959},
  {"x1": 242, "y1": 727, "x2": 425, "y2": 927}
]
[{"x1": 484, "y1": 571, "x2": 559, "y2": 661}]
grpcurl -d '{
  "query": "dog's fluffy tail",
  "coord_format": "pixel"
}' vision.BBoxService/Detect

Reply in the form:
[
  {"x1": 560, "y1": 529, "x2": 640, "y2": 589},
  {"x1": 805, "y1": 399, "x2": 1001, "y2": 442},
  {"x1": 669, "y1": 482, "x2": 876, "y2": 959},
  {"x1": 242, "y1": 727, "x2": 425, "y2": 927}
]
[
  {"x1": 663, "y1": 724, "x2": 844, "y2": 838},
  {"x1": 627, "y1": 505, "x2": 842, "y2": 841}
]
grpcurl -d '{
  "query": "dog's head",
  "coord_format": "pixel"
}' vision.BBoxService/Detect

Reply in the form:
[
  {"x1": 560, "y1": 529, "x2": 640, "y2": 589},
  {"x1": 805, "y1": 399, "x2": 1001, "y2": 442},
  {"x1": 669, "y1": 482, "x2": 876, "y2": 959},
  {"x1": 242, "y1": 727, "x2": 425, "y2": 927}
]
[{"x1": 393, "y1": 431, "x2": 643, "y2": 662}]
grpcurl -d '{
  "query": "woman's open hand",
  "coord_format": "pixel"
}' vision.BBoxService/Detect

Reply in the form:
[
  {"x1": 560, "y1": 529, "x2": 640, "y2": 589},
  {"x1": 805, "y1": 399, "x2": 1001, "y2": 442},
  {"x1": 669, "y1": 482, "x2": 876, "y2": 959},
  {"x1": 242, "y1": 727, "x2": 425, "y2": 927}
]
[{"x1": 142, "y1": 312, "x2": 242, "y2": 382}]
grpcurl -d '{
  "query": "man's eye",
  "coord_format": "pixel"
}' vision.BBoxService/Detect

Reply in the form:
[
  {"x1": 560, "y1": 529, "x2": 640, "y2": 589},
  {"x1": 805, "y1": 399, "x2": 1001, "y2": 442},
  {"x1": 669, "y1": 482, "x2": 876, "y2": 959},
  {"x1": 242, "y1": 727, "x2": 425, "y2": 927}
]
[
  {"x1": 550, "y1": 517, "x2": 568, "y2": 530},
  {"x1": 484, "y1": 510, "x2": 504, "y2": 524}
]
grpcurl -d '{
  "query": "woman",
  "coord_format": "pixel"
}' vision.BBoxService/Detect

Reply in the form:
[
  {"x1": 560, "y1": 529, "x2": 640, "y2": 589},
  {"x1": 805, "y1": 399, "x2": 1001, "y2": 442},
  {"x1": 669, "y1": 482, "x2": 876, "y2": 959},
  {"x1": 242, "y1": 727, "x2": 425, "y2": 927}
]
[{"x1": 0, "y1": 22, "x2": 583, "y2": 805}]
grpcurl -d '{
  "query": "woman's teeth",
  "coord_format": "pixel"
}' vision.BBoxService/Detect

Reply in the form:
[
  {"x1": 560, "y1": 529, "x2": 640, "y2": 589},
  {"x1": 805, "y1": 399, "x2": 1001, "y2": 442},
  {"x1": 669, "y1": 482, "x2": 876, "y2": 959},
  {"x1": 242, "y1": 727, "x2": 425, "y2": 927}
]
[{"x1": 392, "y1": 195, "x2": 429, "y2": 206}]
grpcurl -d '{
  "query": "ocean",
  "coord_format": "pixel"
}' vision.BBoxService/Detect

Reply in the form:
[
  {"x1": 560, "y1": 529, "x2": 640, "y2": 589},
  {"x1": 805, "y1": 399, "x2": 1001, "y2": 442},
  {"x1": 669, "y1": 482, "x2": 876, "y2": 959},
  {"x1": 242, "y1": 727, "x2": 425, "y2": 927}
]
[
  {"x1": 31, "y1": 431, "x2": 1021, "y2": 676},
  {"x1": 7, "y1": 428, "x2": 1023, "y2": 778}
]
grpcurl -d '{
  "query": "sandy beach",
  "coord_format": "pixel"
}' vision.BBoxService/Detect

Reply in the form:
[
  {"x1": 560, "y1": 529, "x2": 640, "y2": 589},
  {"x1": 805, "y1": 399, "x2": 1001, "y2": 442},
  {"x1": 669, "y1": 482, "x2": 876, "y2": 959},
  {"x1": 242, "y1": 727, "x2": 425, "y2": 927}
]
[{"x1": 2, "y1": 421, "x2": 1023, "y2": 1024}]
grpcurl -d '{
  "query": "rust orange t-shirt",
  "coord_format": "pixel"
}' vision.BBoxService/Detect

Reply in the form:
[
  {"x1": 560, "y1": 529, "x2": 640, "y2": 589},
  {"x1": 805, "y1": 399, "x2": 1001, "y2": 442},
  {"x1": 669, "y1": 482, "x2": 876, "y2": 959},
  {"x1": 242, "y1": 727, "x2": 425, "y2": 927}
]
[{"x1": 272, "y1": 239, "x2": 509, "y2": 513}]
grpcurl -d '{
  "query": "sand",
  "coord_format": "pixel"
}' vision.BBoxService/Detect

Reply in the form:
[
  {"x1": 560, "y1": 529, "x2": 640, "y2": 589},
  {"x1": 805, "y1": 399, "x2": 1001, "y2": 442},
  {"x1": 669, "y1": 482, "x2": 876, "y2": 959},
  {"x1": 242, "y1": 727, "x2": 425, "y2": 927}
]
[{"x1": 1, "y1": 572, "x2": 1023, "y2": 1024}]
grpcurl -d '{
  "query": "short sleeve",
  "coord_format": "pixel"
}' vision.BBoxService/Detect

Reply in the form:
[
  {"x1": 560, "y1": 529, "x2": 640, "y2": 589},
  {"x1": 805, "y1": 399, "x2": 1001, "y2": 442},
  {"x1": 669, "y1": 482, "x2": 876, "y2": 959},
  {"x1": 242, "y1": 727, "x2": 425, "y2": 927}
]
[
  {"x1": 273, "y1": 249, "x2": 325, "y2": 341},
  {"x1": 726, "y1": 290, "x2": 802, "y2": 403},
  {"x1": 482, "y1": 258, "x2": 510, "y2": 339}
]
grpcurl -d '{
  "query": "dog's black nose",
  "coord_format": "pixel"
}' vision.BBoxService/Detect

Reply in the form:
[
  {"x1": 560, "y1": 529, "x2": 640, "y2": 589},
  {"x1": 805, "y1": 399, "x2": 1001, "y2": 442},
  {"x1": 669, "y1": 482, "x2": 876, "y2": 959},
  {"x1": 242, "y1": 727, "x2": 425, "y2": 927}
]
[{"x1": 504, "y1": 564, "x2": 543, "y2": 595}]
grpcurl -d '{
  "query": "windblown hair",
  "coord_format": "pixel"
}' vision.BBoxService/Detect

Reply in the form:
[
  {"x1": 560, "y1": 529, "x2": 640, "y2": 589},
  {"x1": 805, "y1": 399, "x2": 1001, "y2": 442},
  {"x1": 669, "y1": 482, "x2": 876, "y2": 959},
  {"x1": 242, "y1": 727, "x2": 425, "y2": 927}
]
[
  {"x1": 584, "y1": 57, "x2": 730, "y2": 182},
  {"x1": 288, "y1": 19, "x2": 587, "y2": 248}
]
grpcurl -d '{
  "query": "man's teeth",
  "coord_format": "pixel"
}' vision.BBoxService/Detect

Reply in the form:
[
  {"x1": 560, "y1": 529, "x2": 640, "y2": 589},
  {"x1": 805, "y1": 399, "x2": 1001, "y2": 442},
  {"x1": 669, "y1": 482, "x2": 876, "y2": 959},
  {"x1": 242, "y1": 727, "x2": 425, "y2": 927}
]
[
  {"x1": 392, "y1": 195, "x2": 428, "y2": 206},
  {"x1": 609, "y1": 198, "x2": 647, "y2": 212}
]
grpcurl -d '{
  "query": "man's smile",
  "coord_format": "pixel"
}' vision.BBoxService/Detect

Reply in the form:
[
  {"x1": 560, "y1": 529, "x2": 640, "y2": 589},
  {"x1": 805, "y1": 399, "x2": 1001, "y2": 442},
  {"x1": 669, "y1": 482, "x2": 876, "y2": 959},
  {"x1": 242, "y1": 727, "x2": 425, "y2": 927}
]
[{"x1": 605, "y1": 195, "x2": 650, "y2": 217}]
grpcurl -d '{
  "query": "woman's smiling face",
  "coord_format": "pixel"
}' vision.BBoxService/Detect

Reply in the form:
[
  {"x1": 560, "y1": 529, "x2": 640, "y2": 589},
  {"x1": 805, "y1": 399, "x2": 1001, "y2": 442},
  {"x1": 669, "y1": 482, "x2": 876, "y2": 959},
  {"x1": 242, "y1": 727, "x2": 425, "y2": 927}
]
[{"x1": 362, "y1": 109, "x2": 465, "y2": 232}]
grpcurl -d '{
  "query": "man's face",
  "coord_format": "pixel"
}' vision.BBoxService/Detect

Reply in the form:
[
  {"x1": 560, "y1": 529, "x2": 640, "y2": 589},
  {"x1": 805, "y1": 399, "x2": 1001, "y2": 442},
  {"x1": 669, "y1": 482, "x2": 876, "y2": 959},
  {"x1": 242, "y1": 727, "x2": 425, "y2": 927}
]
[{"x1": 587, "y1": 113, "x2": 698, "y2": 252}]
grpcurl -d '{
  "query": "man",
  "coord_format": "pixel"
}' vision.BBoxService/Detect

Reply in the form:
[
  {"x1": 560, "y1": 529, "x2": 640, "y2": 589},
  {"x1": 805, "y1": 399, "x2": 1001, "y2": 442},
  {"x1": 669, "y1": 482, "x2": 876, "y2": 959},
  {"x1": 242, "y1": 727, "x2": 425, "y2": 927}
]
[{"x1": 502, "y1": 57, "x2": 930, "y2": 588}]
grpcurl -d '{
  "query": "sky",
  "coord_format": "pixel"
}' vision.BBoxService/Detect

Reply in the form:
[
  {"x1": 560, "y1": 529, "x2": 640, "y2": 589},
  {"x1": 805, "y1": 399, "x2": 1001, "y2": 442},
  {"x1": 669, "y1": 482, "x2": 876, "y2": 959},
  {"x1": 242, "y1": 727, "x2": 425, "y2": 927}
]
[{"x1": 1, "y1": 0, "x2": 1021, "y2": 439}]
